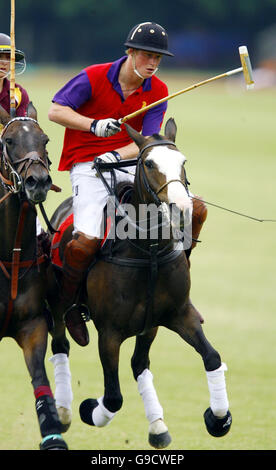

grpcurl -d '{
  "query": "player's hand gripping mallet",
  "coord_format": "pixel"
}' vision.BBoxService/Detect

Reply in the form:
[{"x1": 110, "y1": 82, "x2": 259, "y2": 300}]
[{"x1": 119, "y1": 45, "x2": 254, "y2": 124}]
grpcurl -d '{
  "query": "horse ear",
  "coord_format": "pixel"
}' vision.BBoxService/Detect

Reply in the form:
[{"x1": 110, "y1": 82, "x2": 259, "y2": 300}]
[
  {"x1": 164, "y1": 118, "x2": 177, "y2": 142},
  {"x1": 124, "y1": 123, "x2": 148, "y2": 149},
  {"x1": 27, "y1": 102, "x2": 38, "y2": 120},
  {"x1": 0, "y1": 105, "x2": 11, "y2": 126}
]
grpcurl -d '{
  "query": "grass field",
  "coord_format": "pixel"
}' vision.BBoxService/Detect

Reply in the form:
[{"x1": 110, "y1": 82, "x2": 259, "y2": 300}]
[{"x1": 0, "y1": 67, "x2": 275, "y2": 451}]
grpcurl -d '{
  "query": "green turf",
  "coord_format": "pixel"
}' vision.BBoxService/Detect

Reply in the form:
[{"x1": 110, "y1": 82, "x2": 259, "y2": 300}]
[{"x1": 0, "y1": 68, "x2": 275, "y2": 450}]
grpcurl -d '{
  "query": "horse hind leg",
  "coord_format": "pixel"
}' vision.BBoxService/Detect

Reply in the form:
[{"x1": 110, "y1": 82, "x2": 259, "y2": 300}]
[
  {"x1": 166, "y1": 303, "x2": 232, "y2": 438},
  {"x1": 16, "y1": 318, "x2": 68, "y2": 450},
  {"x1": 131, "y1": 328, "x2": 172, "y2": 449},
  {"x1": 79, "y1": 331, "x2": 123, "y2": 428}
]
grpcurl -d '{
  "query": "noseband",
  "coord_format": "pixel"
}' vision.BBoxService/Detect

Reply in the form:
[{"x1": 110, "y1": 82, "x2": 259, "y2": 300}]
[
  {"x1": 136, "y1": 140, "x2": 189, "y2": 205},
  {"x1": 0, "y1": 117, "x2": 49, "y2": 194}
]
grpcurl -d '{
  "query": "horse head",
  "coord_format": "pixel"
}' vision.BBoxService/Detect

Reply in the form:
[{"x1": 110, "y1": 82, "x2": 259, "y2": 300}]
[
  {"x1": 125, "y1": 118, "x2": 193, "y2": 231},
  {"x1": 0, "y1": 103, "x2": 52, "y2": 204}
]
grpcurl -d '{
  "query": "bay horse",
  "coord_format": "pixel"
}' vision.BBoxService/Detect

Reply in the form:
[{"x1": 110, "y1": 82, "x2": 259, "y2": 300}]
[
  {"x1": 0, "y1": 104, "x2": 68, "y2": 450},
  {"x1": 48, "y1": 118, "x2": 232, "y2": 448}
]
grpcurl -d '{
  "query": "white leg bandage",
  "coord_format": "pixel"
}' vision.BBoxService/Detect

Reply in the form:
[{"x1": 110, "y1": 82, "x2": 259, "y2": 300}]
[
  {"x1": 206, "y1": 363, "x2": 229, "y2": 418},
  {"x1": 49, "y1": 353, "x2": 73, "y2": 410},
  {"x1": 137, "y1": 369, "x2": 164, "y2": 424},
  {"x1": 36, "y1": 217, "x2": 43, "y2": 236},
  {"x1": 92, "y1": 396, "x2": 116, "y2": 427}
]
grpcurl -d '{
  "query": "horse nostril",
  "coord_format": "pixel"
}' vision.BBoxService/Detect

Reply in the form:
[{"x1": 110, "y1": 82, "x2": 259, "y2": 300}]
[
  {"x1": 25, "y1": 176, "x2": 37, "y2": 189},
  {"x1": 45, "y1": 175, "x2": 52, "y2": 187},
  {"x1": 25, "y1": 174, "x2": 52, "y2": 190}
]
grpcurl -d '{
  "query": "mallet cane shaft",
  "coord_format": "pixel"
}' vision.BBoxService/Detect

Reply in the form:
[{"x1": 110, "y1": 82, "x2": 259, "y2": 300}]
[
  {"x1": 10, "y1": 0, "x2": 16, "y2": 118},
  {"x1": 119, "y1": 46, "x2": 254, "y2": 124}
]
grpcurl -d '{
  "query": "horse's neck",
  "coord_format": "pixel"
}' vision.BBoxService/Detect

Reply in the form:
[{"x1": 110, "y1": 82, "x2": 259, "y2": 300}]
[
  {"x1": 126, "y1": 192, "x2": 174, "y2": 256},
  {"x1": 0, "y1": 193, "x2": 37, "y2": 260}
]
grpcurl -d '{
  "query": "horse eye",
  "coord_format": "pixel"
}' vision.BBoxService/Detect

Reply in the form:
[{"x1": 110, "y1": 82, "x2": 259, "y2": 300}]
[
  {"x1": 145, "y1": 159, "x2": 154, "y2": 169},
  {"x1": 5, "y1": 138, "x2": 13, "y2": 145}
]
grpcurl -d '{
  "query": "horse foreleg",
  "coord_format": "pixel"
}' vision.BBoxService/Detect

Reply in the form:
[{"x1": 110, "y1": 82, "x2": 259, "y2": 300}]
[
  {"x1": 16, "y1": 317, "x2": 68, "y2": 450},
  {"x1": 79, "y1": 330, "x2": 122, "y2": 428},
  {"x1": 131, "y1": 328, "x2": 171, "y2": 449},
  {"x1": 166, "y1": 303, "x2": 232, "y2": 437},
  {"x1": 49, "y1": 313, "x2": 73, "y2": 432},
  {"x1": 49, "y1": 352, "x2": 73, "y2": 432}
]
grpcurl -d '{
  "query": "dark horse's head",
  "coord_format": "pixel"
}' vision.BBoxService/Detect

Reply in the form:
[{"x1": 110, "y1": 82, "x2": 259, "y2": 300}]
[
  {"x1": 125, "y1": 118, "x2": 192, "y2": 227},
  {"x1": 0, "y1": 103, "x2": 52, "y2": 204}
]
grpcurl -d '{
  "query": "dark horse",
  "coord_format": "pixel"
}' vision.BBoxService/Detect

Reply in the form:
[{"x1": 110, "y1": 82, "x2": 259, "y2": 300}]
[
  {"x1": 0, "y1": 104, "x2": 68, "y2": 450},
  {"x1": 48, "y1": 118, "x2": 232, "y2": 448}
]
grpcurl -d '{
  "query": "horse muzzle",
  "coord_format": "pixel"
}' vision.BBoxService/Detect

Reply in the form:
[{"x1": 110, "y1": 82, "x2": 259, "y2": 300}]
[{"x1": 24, "y1": 172, "x2": 52, "y2": 203}]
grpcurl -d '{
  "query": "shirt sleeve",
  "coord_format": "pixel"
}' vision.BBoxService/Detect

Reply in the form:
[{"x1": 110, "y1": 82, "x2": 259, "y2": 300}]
[
  {"x1": 52, "y1": 70, "x2": 92, "y2": 110},
  {"x1": 142, "y1": 100, "x2": 168, "y2": 136},
  {"x1": 16, "y1": 87, "x2": 29, "y2": 117}
]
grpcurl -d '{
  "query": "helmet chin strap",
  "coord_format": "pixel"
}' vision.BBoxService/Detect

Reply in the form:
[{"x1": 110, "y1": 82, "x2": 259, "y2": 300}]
[{"x1": 132, "y1": 52, "x2": 158, "y2": 79}]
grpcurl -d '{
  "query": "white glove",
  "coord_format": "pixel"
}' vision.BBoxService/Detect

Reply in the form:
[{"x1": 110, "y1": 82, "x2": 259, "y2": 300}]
[
  {"x1": 90, "y1": 118, "x2": 121, "y2": 138},
  {"x1": 92, "y1": 151, "x2": 121, "y2": 171}
]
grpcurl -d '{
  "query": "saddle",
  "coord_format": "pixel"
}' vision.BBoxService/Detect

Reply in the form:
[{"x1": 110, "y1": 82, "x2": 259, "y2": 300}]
[{"x1": 50, "y1": 183, "x2": 134, "y2": 268}]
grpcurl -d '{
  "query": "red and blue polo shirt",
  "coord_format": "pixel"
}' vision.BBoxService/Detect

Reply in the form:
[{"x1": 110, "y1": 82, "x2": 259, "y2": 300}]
[{"x1": 53, "y1": 56, "x2": 168, "y2": 171}]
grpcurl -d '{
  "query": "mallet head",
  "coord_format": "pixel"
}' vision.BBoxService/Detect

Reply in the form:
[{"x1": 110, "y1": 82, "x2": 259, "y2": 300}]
[{"x1": 239, "y1": 45, "x2": 254, "y2": 90}]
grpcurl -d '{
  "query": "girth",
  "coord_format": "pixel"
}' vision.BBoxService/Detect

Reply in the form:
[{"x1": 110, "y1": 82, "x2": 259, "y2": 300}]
[{"x1": 99, "y1": 241, "x2": 183, "y2": 268}]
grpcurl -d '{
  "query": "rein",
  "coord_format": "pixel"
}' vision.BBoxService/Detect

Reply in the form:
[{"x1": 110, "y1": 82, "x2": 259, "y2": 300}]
[
  {"x1": 0, "y1": 199, "x2": 47, "y2": 341},
  {"x1": 0, "y1": 117, "x2": 53, "y2": 339},
  {"x1": 95, "y1": 139, "x2": 189, "y2": 254},
  {"x1": 0, "y1": 117, "x2": 59, "y2": 232},
  {"x1": 95, "y1": 139, "x2": 188, "y2": 335},
  {"x1": 0, "y1": 117, "x2": 49, "y2": 194}
]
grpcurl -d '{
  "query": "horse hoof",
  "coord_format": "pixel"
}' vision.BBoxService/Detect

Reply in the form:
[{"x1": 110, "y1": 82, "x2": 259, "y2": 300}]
[
  {"x1": 149, "y1": 431, "x2": 172, "y2": 449},
  {"x1": 39, "y1": 434, "x2": 68, "y2": 450},
  {"x1": 148, "y1": 419, "x2": 172, "y2": 449},
  {"x1": 79, "y1": 398, "x2": 98, "y2": 425},
  {"x1": 57, "y1": 406, "x2": 72, "y2": 433},
  {"x1": 204, "y1": 407, "x2": 232, "y2": 437}
]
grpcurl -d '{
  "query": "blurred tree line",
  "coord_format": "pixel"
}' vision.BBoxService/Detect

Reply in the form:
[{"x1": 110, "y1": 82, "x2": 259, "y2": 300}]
[{"x1": 1, "y1": 0, "x2": 276, "y2": 67}]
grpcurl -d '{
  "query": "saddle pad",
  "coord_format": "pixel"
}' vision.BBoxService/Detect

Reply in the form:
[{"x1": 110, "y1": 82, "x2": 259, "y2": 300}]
[
  {"x1": 51, "y1": 213, "x2": 73, "y2": 267},
  {"x1": 50, "y1": 213, "x2": 111, "y2": 267}
]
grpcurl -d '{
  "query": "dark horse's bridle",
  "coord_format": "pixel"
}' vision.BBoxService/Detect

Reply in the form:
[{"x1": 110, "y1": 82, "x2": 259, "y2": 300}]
[
  {"x1": 0, "y1": 117, "x2": 52, "y2": 340},
  {"x1": 0, "y1": 117, "x2": 50, "y2": 198}
]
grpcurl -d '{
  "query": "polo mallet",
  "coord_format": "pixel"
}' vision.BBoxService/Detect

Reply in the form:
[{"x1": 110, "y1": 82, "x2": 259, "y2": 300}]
[
  {"x1": 9, "y1": 0, "x2": 16, "y2": 118},
  {"x1": 119, "y1": 46, "x2": 254, "y2": 124}
]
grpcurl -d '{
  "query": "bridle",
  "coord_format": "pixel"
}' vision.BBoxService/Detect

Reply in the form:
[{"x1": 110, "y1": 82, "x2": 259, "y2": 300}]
[
  {"x1": 96, "y1": 139, "x2": 189, "y2": 336},
  {"x1": 0, "y1": 117, "x2": 52, "y2": 340},
  {"x1": 94, "y1": 139, "x2": 190, "y2": 237},
  {"x1": 136, "y1": 140, "x2": 190, "y2": 206},
  {"x1": 0, "y1": 117, "x2": 50, "y2": 196}
]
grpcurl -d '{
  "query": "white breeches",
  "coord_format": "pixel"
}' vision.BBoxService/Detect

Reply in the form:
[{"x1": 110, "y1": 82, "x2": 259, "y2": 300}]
[{"x1": 70, "y1": 161, "x2": 135, "y2": 238}]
